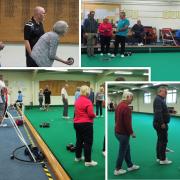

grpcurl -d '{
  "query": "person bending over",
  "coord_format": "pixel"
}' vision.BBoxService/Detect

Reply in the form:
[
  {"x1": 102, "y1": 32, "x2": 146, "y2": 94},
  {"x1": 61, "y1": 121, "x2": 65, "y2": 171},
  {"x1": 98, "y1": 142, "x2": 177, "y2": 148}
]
[{"x1": 31, "y1": 21, "x2": 70, "y2": 67}]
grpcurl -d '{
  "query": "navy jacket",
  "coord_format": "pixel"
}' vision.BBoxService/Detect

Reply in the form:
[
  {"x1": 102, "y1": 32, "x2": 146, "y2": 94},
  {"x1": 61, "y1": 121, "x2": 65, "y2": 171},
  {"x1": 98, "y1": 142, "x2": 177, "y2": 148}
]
[{"x1": 153, "y1": 95, "x2": 170, "y2": 127}]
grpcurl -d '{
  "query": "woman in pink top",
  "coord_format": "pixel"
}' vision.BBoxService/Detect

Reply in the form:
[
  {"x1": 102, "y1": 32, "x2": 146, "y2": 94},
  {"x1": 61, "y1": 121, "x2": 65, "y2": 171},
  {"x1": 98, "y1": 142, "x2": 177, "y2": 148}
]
[
  {"x1": 98, "y1": 17, "x2": 112, "y2": 56},
  {"x1": 74, "y1": 85, "x2": 97, "y2": 167}
]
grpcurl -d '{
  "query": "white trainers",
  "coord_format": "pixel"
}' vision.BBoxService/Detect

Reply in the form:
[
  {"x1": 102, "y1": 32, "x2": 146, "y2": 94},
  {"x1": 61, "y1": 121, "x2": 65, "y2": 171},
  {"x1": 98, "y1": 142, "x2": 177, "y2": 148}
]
[
  {"x1": 63, "y1": 116, "x2": 70, "y2": 119},
  {"x1": 121, "y1": 54, "x2": 125, "y2": 58},
  {"x1": 127, "y1": 165, "x2": 140, "y2": 171},
  {"x1": 85, "y1": 160, "x2": 98, "y2": 167},
  {"x1": 100, "y1": 115, "x2": 104, "y2": 118},
  {"x1": 160, "y1": 159, "x2": 172, "y2": 165},
  {"x1": 111, "y1": 54, "x2": 115, "y2": 58},
  {"x1": 114, "y1": 169, "x2": 127, "y2": 175},
  {"x1": 75, "y1": 157, "x2": 84, "y2": 162},
  {"x1": 102, "y1": 151, "x2": 106, "y2": 156},
  {"x1": 100, "y1": 53, "x2": 103, "y2": 56},
  {"x1": 107, "y1": 53, "x2": 111, "y2": 56}
]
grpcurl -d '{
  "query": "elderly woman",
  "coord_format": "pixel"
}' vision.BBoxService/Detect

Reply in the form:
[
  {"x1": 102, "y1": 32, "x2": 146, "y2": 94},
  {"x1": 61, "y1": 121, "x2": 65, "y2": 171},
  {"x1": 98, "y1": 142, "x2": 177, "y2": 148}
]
[
  {"x1": 98, "y1": 18, "x2": 112, "y2": 56},
  {"x1": 0, "y1": 80, "x2": 6, "y2": 125},
  {"x1": 74, "y1": 85, "x2": 97, "y2": 167},
  {"x1": 31, "y1": 21, "x2": 70, "y2": 67},
  {"x1": 95, "y1": 86, "x2": 105, "y2": 117}
]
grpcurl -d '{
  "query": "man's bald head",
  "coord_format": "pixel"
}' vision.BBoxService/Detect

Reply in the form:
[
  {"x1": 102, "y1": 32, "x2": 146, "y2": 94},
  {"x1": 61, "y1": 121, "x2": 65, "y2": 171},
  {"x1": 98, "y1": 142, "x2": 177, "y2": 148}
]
[{"x1": 33, "y1": 6, "x2": 46, "y2": 23}]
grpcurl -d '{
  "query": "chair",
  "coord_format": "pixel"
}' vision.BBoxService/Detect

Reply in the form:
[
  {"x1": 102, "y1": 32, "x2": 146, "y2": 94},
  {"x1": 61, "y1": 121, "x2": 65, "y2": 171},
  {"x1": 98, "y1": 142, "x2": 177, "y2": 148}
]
[{"x1": 161, "y1": 28, "x2": 177, "y2": 46}]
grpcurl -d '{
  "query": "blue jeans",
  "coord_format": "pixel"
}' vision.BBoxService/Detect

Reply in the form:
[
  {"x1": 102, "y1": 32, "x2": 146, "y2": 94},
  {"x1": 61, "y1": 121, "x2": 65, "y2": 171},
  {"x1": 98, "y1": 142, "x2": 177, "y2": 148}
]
[{"x1": 115, "y1": 133, "x2": 133, "y2": 169}]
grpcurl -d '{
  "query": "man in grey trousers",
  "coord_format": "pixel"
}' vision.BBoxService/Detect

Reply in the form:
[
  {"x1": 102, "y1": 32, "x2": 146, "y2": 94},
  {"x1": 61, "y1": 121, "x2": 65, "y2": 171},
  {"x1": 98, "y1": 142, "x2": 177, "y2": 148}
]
[{"x1": 61, "y1": 84, "x2": 69, "y2": 119}]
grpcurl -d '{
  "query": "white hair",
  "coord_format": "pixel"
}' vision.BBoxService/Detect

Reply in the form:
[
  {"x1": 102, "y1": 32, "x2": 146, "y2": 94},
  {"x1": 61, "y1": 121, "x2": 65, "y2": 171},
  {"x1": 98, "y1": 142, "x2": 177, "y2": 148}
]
[
  {"x1": 0, "y1": 80, "x2": 5, "y2": 91},
  {"x1": 122, "y1": 91, "x2": 133, "y2": 101},
  {"x1": 80, "y1": 85, "x2": 90, "y2": 96},
  {"x1": 53, "y1": 21, "x2": 69, "y2": 35}
]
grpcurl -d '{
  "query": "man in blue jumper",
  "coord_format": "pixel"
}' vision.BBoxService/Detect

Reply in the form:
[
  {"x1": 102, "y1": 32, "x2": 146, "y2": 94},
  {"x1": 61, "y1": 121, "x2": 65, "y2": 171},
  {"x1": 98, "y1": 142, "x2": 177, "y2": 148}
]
[{"x1": 153, "y1": 86, "x2": 172, "y2": 165}]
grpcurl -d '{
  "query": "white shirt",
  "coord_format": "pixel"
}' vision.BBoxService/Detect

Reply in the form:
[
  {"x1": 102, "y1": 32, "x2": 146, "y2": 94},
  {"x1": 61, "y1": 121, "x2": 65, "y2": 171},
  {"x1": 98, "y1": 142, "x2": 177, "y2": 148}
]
[{"x1": 61, "y1": 87, "x2": 68, "y2": 99}]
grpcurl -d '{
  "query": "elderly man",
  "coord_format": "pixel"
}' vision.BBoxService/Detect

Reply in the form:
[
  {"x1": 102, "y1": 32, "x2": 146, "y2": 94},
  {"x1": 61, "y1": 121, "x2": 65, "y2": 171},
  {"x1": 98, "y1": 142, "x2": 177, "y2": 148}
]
[
  {"x1": 24, "y1": 6, "x2": 46, "y2": 67},
  {"x1": 83, "y1": 11, "x2": 98, "y2": 57},
  {"x1": 31, "y1": 21, "x2": 69, "y2": 67},
  {"x1": 61, "y1": 84, "x2": 70, "y2": 119},
  {"x1": 131, "y1": 20, "x2": 145, "y2": 46},
  {"x1": 111, "y1": 12, "x2": 130, "y2": 58},
  {"x1": 153, "y1": 86, "x2": 172, "y2": 165},
  {"x1": 114, "y1": 91, "x2": 139, "y2": 176}
]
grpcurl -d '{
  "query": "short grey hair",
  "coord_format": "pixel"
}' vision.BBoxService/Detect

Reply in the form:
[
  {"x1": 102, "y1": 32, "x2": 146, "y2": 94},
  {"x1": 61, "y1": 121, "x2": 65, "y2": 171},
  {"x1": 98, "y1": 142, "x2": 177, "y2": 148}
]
[
  {"x1": 0, "y1": 80, "x2": 5, "y2": 91},
  {"x1": 122, "y1": 91, "x2": 133, "y2": 101},
  {"x1": 53, "y1": 21, "x2": 69, "y2": 35},
  {"x1": 157, "y1": 86, "x2": 167, "y2": 93}
]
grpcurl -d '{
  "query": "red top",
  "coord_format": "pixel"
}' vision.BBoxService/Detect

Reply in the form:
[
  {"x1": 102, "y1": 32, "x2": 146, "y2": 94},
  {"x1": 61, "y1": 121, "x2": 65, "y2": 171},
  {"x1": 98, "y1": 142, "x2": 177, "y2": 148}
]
[
  {"x1": 98, "y1": 22, "x2": 112, "y2": 36},
  {"x1": 74, "y1": 95, "x2": 96, "y2": 123},
  {"x1": 115, "y1": 101, "x2": 133, "y2": 136}
]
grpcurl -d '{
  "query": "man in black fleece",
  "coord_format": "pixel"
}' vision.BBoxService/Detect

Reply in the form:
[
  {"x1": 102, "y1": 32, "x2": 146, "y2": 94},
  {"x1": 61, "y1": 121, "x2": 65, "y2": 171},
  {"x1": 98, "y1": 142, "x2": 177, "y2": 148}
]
[{"x1": 153, "y1": 86, "x2": 172, "y2": 165}]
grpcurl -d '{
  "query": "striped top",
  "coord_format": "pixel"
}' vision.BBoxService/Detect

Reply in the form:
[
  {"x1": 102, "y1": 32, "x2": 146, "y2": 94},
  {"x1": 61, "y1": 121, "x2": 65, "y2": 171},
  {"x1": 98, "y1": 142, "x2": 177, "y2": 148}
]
[{"x1": 31, "y1": 31, "x2": 59, "y2": 67}]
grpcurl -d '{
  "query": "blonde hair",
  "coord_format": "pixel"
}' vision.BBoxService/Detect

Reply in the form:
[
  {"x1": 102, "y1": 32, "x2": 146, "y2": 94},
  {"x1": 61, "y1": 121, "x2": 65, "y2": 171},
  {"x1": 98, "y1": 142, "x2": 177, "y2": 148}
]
[
  {"x1": 122, "y1": 91, "x2": 133, "y2": 101},
  {"x1": 80, "y1": 85, "x2": 90, "y2": 96},
  {"x1": 100, "y1": 86, "x2": 104, "y2": 92}
]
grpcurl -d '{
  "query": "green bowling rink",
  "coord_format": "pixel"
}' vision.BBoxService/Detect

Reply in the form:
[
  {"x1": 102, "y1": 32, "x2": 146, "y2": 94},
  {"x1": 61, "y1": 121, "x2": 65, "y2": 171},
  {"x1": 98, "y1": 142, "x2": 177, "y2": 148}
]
[
  {"x1": 81, "y1": 53, "x2": 180, "y2": 81},
  {"x1": 25, "y1": 106, "x2": 105, "y2": 180},
  {"x1": 108, "y1": 112, "x2": 180, "y2": 179}
]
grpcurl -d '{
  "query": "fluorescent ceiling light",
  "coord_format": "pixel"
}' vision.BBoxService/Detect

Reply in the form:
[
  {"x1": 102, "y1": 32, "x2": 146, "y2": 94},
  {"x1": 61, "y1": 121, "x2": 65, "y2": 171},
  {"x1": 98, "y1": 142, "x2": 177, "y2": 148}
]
[
  {"x1": 83, "y1": 70, "x2": 103, "y2": 73},
  {"x1": 114, "y1": 71, "x2": 133, "y2": 75},
  {"x1": 152, "y1": 83, "x2": 163, "y2": 86},
  {"x1": 53, "y1": 70, "x2": 68, "y2": 72},
  {"x1": 131, "y1": 87, "x2": 138, "y2": 90},
  {"x1": 140, "y1": 85, "x2": 149, "y2": 88},
  {"x1": 117, "y1": 90, "x2": 123, "y2": 93},
  {"x1": 45, "y1": 69, "x2": 68, "y2": 72}
]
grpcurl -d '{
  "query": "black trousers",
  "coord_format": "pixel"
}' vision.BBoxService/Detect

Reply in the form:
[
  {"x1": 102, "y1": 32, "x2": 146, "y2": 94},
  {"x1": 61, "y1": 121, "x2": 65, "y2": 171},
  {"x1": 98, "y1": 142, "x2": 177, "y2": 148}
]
[
  {"x1": 154, "y1": 124, "x2": 168, "y2": 161},
  {"x1": 96, "y1": 100, "x2": 103, "y2": 116},
  {"x1": 100, "y1": 35, "x2": 111, "y2": 54},
  {"x1": 103, "y1": 136, "x2": 105, "y2": 151},
  {"x1": 62, "y1": 98, "x2": 68, "y2": 117},
  {"x1": 114, "y1": 35, "x2": 126, "y2": 55},
  {"x1": 26, "y1": 54, "x2": 39, "y2": 67},
  {"x1": 74, "y1": 123, "x2": 93, "y2": 162},
  {"x1": 133, "y1": 33, "x2": 144, "y2": 43}
]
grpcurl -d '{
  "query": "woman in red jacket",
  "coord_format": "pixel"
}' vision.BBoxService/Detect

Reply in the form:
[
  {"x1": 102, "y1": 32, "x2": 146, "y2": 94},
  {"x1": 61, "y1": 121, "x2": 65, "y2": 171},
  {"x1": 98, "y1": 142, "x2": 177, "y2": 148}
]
[
  {"x1": 98, "y1": 17, "x2": 112, "y2": 56},
  {"x1": 74, "y1": 85, "x2": 97, "y2": 167}
]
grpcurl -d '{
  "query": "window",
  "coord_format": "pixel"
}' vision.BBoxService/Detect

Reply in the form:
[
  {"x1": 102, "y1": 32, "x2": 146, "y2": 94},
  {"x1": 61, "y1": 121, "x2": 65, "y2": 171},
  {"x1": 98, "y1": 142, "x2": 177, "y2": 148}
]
[
  {"x1": 167, "y1": 89, "x2": 177, "y2": 103},
  {"x1": 144, "y1": 92, "x2": 151, "y2": 104}
]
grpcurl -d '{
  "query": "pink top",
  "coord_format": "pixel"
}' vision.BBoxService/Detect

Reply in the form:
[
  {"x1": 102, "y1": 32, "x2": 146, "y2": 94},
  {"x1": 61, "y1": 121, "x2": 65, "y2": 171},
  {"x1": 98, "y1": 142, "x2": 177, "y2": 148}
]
[
  {"x1": 74, "y1": 95, "x2": 96, "y2": 123},
  {"x1": 98, "y1": 22, "x2": 113, "y2": 36}
]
